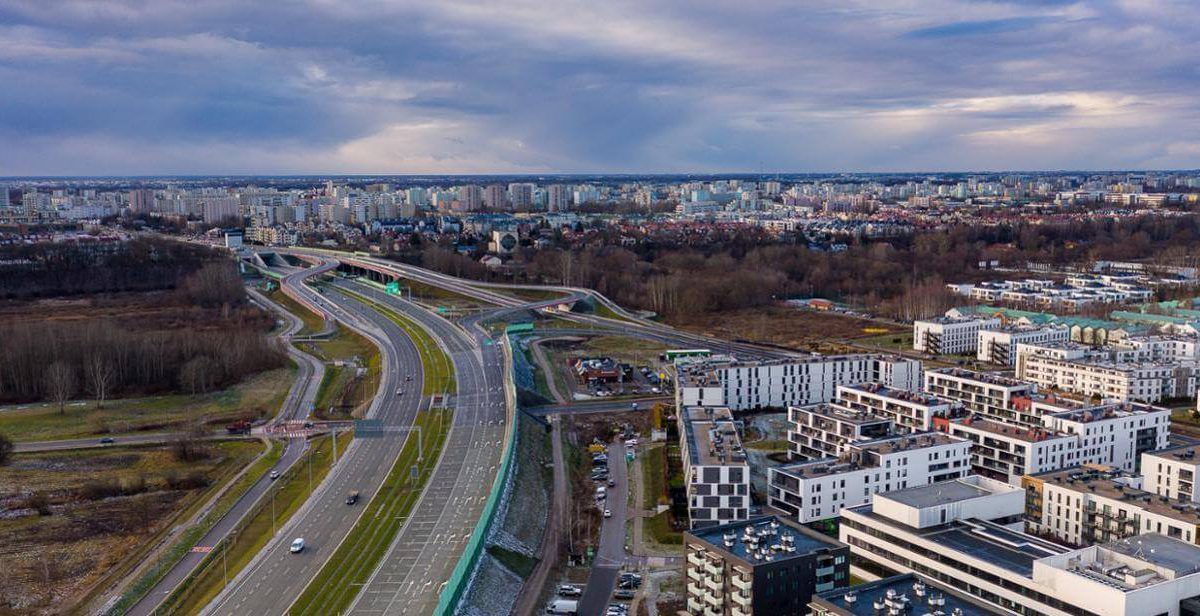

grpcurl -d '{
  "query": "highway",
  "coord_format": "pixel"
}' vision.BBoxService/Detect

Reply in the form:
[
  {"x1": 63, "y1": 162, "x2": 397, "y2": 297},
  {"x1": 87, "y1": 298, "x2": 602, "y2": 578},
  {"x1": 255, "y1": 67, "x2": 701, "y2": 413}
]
[
  {"x1": 123, "y1": 278, "x2": 328, "y2": 616},
  {"x1": 335, "y1": 281, "x2": 509, "y2": 616},
  {"x1": 203, "y1": 281, "x2": 422, "y2": 615},
  {"x1": 525, "y1": 396, "x2": 671, "y2": 417}
]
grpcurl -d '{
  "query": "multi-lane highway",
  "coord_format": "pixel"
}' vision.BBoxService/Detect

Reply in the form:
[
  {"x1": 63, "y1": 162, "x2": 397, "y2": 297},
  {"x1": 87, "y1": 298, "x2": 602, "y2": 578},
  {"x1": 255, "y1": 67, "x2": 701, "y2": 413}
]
[
  {"x1": 124, "y1": 277, "x2": 328, "y2": 616},
  {"x1": 203, "y1": 280, "x2": 422, "y2": 614},
  {"x1": 336, "y1": 282, "x2": 509, "y2": 616}
]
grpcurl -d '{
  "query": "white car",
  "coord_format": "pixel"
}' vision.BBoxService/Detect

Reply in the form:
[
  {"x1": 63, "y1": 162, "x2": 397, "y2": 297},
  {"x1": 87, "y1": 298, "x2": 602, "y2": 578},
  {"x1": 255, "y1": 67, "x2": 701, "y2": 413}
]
[
  {"x1": 290, "y1": 538, "x2": 305, "y2": 553},
  {"x1": 604, "y1": 509, "x2": 612, "y2": 518},
  {"x1": 395, "y1": 389, "x2": 403, "y2": 396}
]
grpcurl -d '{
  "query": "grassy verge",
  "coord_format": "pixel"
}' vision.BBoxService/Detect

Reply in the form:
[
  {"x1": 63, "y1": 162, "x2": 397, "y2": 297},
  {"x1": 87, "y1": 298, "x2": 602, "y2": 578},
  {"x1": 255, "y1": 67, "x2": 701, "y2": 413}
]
[
  {"x1": 301, "y1": 324, "x2": 381, "y2": 419},
  {"x1": 488, "y1": 545, "x2": 538, "y2": 578},
  {"x1": 0, "y1": 368, "x2": 294, "y2": 442},
  {"x1": 745, "y1": 439, "x2": 789, "y2": 452},
  {"x1": 290, "y1": 408, "x2": 453, "y2": 616},
  {"x1": 644, "y1": 511, "x2": 682, "y2": 545},
  {"x1": 642, "y1": 444, "x2": 667, "y2": 508},
  {"x1": 106, "y1": 439, "x2": 280, "y2": 614},
  {"x1": 340, "y1": 289, "x2": 456, "y2": 395},
  {"x1": 156, "y1": 431, "x2": 352, "y2": 615},
  {"x1": 266, "y1": 286, "x2": 325, "y2": 335}
]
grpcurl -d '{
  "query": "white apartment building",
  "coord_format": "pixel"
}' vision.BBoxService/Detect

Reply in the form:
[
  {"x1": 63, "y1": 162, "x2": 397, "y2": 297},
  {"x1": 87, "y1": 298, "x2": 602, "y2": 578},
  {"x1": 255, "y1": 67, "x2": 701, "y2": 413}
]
[
  {"x1": 840, "y1": 475, "x2": 1200, "y2": 615},
  {"x1": 785, "y1": 404, "x2": 895, "y2": 461},
  {"x1": 768, "y1": 432, "x2": 971, "y2": 523},
  {"x1": 913, "y1": 316, "x2": 1001, "y2": 355},
  {"x1": 1017, "y1": 351, "x2": 1193, "y2": 403},
  {"x1": 836, "y1": 383, "x2": 965, "y2": 432},
  {"x1": 923, "y1": 368, "x2": 1036, "y2": 426},
  {"x1": 679, "y1": 407, "x2": 750, "y2": 529},
  {"x1": 978, "y1": 325, "x2": 1071, "y2": 365},
  {"x1": 1144, "y1": 444, "x2": 1200, "y2": 503},
  {"x1": 1025, "y1": 465, "x2": 1200, "y2": 550},
  {"x1": 950, "y1": 402, "x2": 1169, "y2": 484},
  {"x1": 675, "y1": 354, "x2": 922, "y2": 411}
]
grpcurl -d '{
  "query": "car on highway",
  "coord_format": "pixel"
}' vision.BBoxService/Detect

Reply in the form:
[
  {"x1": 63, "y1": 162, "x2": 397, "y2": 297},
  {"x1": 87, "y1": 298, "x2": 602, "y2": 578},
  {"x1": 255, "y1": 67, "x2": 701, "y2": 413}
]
[
  {"x1": 269, "y1": 470, "x2": 281, "y2": 480},
  {"x1": 345, "y1": 491, "x2": 360, "y2": 505},
  {"x1": 405, "y1": 375, "x2": 412, "y2": 381},
  {"x1": 289, "y1": 538, "x2": 305, "y2": 553},
  {"x1": 557, "y1": 585, "x2": 583, "y2": 597},
  {"x1": 99, "y1": 437, "x2": 115, "y2": 444},
  {"x1": 395, "y1": 388, "x2": 404, "y2": 396}
]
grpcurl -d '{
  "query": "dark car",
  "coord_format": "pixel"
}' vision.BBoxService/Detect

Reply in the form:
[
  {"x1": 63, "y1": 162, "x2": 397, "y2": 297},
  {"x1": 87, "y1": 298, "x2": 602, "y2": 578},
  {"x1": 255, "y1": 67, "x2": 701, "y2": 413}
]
[{"x1": 345, "y1": 491, "x2": 360, "y2": 505}]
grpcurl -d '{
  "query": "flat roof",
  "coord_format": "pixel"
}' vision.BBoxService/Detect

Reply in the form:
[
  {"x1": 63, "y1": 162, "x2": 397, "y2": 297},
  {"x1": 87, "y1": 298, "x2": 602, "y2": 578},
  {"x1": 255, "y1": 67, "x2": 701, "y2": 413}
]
[
  {"x1": 1032, "y1": 466, "x2": 1200, "y2": 525},
  {"x1": 1108, "y1": 534, "x2": 1200, "y2": 577},
  {"x1": 812, "y1": 574, "x2": 1009, "y2": 615},
  {"x1": 952, "y1": 417, "x2": 1069, "y2": 443},
  {"x1": 882, "y1": 478, "x2": 993, "y2": 509},
  {"x1": 688, "y1": 516, "x2": 842, "y2": 564},
  {"x1": 840, "y1": 383, "x2": 953, "y2": 407},
  {"x1": 681, "y1": 407, "x2": 746, "y2": 467},
  {"x1": 1144, "y1": 443, "x2": 1200, "y2": 462},
  {"x1": 797, "y1": 403, "x2": 893, "y2": 426},
  {"x1": 927, "y1": 367, "x2": 1030, "y2": 389}
]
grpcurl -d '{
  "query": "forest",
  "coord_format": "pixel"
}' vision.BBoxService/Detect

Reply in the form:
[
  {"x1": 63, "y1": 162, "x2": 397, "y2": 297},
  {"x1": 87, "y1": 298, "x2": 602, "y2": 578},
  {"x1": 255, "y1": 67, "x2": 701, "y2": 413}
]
[
  {"x1": 0, "y1": 242, "x2": 286, "y2": 405},
  {"x1": 395, "y1": 214, "x2": 1200, "y2": 322}
]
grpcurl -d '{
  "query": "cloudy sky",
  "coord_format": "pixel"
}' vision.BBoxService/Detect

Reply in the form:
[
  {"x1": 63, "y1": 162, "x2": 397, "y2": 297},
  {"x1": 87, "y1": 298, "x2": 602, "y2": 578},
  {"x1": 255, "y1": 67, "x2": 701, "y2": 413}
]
[{"x1": 1, "y1": 0, "x2": 1198, "y2": 175}]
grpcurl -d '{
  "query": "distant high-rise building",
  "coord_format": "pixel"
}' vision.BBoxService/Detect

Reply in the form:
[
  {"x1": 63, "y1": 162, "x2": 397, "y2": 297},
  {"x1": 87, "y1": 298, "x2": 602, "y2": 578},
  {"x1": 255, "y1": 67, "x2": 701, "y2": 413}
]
[
  {"x1": 507, "y1": 183, "x2": 534, "y2": 209},
  {"x1": 547, "y1": 184, "x2": 571, "y2": 212},
  {"x1": 483, "y1": 184, "x2": 508, "y2": 210},
  {"x1": 129, "y1": 189, "x2": 155, "y2": 213},
  {"x1": 406, "y1": 187, "x2": 428, "y2": 207},
  {"x1": 458, "y1": 185, "x2": 483, "y2": 211}
]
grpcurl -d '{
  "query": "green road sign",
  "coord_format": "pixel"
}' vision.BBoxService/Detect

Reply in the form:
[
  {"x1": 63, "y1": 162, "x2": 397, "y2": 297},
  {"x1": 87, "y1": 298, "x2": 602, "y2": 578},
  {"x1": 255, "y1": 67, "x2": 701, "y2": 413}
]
[{"x1": 385, "y1": 281, "x2": 401, "y2": 295}]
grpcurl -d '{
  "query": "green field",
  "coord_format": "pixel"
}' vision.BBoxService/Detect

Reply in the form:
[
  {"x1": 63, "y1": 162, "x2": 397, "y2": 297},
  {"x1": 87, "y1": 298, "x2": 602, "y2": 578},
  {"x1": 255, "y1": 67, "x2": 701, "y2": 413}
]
[
  {"x1": 155, "y1": 431, "x2": 351, "y2": 615},
  {"x1": 266, "y1": 286, "x2": 325, "y2": 335},
  {"x1": 644, "y1": 510, "x2": 682, "y2": 545},
  {"x1": 0, "y1": 368, "x2": 294, "y2": 442},
  {"x1": 642, "y1": 444, "x2": 668, "y2": 508},
  {"x1": 290, "y1": 408, "x2": 453, "y2": 616}
]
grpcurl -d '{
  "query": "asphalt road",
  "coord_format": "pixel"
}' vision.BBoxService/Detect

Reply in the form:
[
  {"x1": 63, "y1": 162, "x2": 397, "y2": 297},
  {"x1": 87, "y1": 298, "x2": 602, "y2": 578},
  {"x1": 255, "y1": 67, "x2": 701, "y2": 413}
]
[
  {"x1": 124, "y1": 279, "x2": 328, "y2": 616},
  {"x1": 577, "y1": 441, "x2": 632, "y2": 616},
  {"x1": 335, "y1": 282, "x2": 509, "y2": 616},
  {"x1": 203, "y1": 283, "x2": 422, "y2": 615},
  {"x1": 526, "y1": 396, "x2": 672, "y2": 417},
  {"x1": 14, "y1": 432, "x2": 182, "y2": 452}
]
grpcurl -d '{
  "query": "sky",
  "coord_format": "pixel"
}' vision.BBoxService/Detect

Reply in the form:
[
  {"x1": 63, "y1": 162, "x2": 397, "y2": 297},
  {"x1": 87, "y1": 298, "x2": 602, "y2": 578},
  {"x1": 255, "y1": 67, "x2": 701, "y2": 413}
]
[{"x1": 1, "y1": 0, "x2": 1199, "y2": 175}]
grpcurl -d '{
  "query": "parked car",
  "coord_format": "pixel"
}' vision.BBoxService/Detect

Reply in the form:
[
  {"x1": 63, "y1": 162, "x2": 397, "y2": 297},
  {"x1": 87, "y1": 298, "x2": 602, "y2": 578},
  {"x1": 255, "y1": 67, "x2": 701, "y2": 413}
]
[
  {"x1": 289, "y1": 538, "x2": 305, "y2": 553},
  {"x1": 557, "y1": 585, "x2": 583, "y2": 597},
  {"x1": 613, "y1": 589, "x2": 635, "y2": 600},
  {"x1": 604, "y1": 509, "x2": 612, "y2": 518}
]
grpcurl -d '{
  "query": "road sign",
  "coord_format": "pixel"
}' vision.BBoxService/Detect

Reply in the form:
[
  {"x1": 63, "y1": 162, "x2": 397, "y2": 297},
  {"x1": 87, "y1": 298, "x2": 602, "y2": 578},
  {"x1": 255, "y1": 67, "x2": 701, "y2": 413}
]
[
  {"x1": 385, "y1": 281, "x2": 401, "y2": 295},
  {"x1": 355, "y1": 418, "x2": 383, "y2": 437}
]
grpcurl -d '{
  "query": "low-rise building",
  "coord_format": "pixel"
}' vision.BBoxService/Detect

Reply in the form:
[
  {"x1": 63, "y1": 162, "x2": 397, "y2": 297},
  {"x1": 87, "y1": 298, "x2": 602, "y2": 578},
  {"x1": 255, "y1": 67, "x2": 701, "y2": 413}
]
[
  {"x1": 913, "y1": 316, "x2": 1001, "y2": 355},
  {"x1": 809, "y1": 573, "x2": 1009, "y2": 616},
  {"x1": 768, "y1": 432, "x2": 971, "y2": 522},
  {"x1": 837, "y1": 383, "x2": 966, "y2": 432},
  {"x1": 785, "y1": 403, "x2": 895, "y2": 461},
  {"x1": 1016, "y1": 348, "x2": 1194, "y2": 403},
  {"x1": 675, "y1": 354, "x2": 922, "y2": 411},
  {"x1": 678, "y1": 407, "x2": 750, "y2": 529},
  {"x1": 685, "y1": 516, "x2": 849, "y2": 616},
  {"x1": 978, "y1": 325, "x2": 1071, "y2": 365},
  {"x1": 1143, "y1": 444, "x2": 1200, "y2": 503},
  {"x1": 1024, "y1": 465, "x2": 1200, "y2": 547},
  {"x1": 924, "y1": 368, "x2": 1036, "y2": 426}
]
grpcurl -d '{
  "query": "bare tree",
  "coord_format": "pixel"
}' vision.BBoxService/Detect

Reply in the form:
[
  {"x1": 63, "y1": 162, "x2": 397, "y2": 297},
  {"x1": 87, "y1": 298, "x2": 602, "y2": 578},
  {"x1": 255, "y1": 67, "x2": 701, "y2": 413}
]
[
  {"x1": 85, "y1": 354, "x2": 115, "y2": 408},
  {"x1": 0, "y1": 432, "x2": 12, "y2": 466},
  {"x1": 43, "y1": 362, "x2": 76, "y2": 415}
]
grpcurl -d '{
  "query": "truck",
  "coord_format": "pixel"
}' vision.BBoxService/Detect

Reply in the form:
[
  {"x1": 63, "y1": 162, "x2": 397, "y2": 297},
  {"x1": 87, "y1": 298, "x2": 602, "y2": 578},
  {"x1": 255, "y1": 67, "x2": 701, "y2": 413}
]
[
  {"x1": 547, "y1": 599, "x2": 579, "y2": 614},
  {"x1": 226, "y1": 420, "x2": 252, "y2": 435}
]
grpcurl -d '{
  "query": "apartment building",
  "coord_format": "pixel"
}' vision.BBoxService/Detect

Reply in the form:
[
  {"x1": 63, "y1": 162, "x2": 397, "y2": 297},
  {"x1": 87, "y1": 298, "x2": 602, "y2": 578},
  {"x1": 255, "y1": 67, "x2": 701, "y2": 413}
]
[
  {"x1": 785, "y1": 403, "x2": 895, "y2": 461},
  {"x1": 978, "y1": 325, "x2": 1071, "y2": 365},
  {"x1": 913, "y1": 316, "x2": 1001, "y2": 355},
  {"x1": 836, "y1": 383, "x2": 966, "y2": 432},
  {"x1": 679, "y1": 407, "x2": 750, "y2": 529},
  {"x1": 923, "y1": 368, "x2": 1036, "y2": 426},
  {"x1": 684, "y1": 516, "x2": 849, "y2": 616},
  {"x1": 949, "y1": 403, "x2": 1168, "y2": 484},
  {"x1": 675, "y1": 354, "x2": 922, "y2": 411},
  {"x1": 768, "y1": 432, "x2": 971, "y2": 522},
  {"x1": 1144, "y1": 444, "x2": 1200, "y2": 503},
  {"x1": 1025, "y1": 465, "x2": 1200, "y2": 548},
  {"x1": 810, "y1": 573, "x2": 1009, "y2": 616},
  {"x1": 1017, "y1": 351, "x2": 1193, "y2": 403}
]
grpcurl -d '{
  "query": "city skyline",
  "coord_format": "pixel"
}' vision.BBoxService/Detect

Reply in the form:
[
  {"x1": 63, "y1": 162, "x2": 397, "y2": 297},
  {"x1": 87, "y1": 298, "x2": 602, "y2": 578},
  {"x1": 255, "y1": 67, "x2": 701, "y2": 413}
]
[{"x1": 3, "y1": 0, "x2": 1200, "y2": 175}]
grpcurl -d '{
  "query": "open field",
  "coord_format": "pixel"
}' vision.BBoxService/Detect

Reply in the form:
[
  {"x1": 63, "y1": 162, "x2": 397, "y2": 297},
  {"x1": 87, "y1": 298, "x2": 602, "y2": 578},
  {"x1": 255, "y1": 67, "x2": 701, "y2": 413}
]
[
  {"x1": 290, "y1": 408, "x2": 452, "y2": 616},
  {"x1": 671, "y1": 304, "x2": 905, "y2": 353},
  {"x1": 0, "y1": 367, "x2": 294, "y2": 442},
  {"x1": 156, "y1": 431, "x2": 352, "y2": 616},
  {"x1": 0, "y1": 440, "x2": 264, "y2": 613},
  {"x1": 297, "y1": 323, "x2": 381, "y2": 420}
]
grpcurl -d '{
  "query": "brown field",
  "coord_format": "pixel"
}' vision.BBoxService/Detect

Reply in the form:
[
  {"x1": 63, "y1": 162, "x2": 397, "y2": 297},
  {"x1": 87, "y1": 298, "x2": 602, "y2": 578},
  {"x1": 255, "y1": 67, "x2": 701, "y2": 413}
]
[
  {"x1": 0, "y1": 440, "x2": 263, "y2": 613},
  {"x1": 671, "y1": 305, "x2": 905, "y2": 353}
]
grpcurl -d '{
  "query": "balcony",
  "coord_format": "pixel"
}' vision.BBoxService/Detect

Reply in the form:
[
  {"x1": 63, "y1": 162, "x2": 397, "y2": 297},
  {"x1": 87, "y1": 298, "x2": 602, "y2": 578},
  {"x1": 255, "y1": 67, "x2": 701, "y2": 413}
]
[
  {"x1": 731, "y1": 575, "x2": 751, "y2": 591},
  {"x1": 732, "y1": 591, "x2": 752, "y2": 606},
  {"x1": 732, "y1": 606, "x2": 752, "y2": 616},
  {"x1": 704, "y1": 576, "x2": 723, "y2": 593},
  {"x1": 687, "y1": 568, "x2": 704, "y2": 583},
  {"x1": 687, "y1": 598, "x2": 705, "y2": 614},
  {"x1": 816, "y1": 566, "x2": 836, "y2": 577},
  {"x1": 704, "y1": 561, "x2": 724, "y2": 577},
  {"x1": 688, "y1": 552, "x2": 706, "y2": 567}
]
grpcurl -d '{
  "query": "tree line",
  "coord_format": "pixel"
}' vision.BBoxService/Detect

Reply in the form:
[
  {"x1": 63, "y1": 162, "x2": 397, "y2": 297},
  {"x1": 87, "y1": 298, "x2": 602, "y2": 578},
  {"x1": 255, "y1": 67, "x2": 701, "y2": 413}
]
[{"x1": 389, "y1": 214, "x2": 1200, "y2": 322}]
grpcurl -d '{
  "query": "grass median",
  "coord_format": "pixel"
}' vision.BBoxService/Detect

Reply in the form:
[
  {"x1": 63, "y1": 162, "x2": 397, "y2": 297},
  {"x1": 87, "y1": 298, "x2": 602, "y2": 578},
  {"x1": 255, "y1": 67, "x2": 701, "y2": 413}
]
[
  {"x1": 155, "y1": 431, "x2": 351, "y2": 616},
  {"x1": 290, "y1": 408, "x2": 453, "y2": 616},
  {"x1": 339, "y1": 289, "x2": 456, "y2": 395}
]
